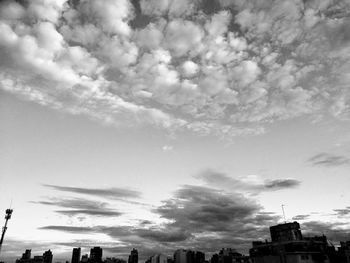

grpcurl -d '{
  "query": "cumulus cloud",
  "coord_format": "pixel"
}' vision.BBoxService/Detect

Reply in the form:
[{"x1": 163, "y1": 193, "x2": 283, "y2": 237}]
[
  {"x1": 1, "y1": 0, "x2": 350, "y2": 137},
  {"x1": 308, "y1": 153, "x2": 350, "y2": 167}
]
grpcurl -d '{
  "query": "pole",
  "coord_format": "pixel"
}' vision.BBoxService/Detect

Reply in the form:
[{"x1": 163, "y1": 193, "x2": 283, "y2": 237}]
[
  {"x1": 0, "y1": 209, "x2": 13, "y2": 256},
  {"x1": 281, "y1": 204, "x2": 286, "y2": 223}
]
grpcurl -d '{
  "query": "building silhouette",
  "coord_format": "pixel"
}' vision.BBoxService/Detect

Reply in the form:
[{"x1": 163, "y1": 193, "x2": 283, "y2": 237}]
[
  {"x1": 145, "y1": 254, "x2": 167, "y2": 263},
  {"x1": 210, "y1": 254, "x2": 218, "y2": 263},
  {"x1": 105, "y1": 257, "x2": 126, "y2": 263},
  {"x1": 128, "y1": 249, "x2": 138, "y2": 263},
  {"x1": 174, "y1": 249, "x2": 187, "y2": 263},
  {"x1": 338, "y1": 241, "x2": 350, "y2": 263},
  {"x1": 270, "y1": 222, "x2": 303, "y2": 242},
  {"x1": 90, "y1": 247, "x2": 102, "y2": 263},
  {"x1": 43, "y1": 250, "x2": 53, "y2": 263},
  {"x1": 16, "y1": 249, "x2": 53, "y2": 263},
  {"x1": 81, "y1": 254, "x2": 89, "y2": 263},
  {"x1": 250, "y1": 221, "x2": 335, "y2": 263},
  {"x1": 218, "y1": 248, "x2": 249, "y2": 263},
  {"x1": 71, "y1": 248, "x2": 81, "y2": 263},
  {"x1": 194, "y1": 251, "x2": 205, "y2": 263},
  {"x1": 22, "y1": 250, "x2": 31, "y2": 260},
  {"x1": 173, "y1": 249, "x2": 206, "y2": 263}
]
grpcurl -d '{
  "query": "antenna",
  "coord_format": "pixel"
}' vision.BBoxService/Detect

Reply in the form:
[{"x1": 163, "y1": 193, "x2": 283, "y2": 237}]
[
  {"x1": 0, "y1": 208, "x2": 13, "y2": 256},
  {"x1": 281, "y1": 204, "x2": 286, "y2": 223}
]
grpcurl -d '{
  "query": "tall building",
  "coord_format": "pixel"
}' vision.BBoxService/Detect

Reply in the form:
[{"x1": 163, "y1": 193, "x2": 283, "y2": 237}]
[
  {"x1": 90, "y1": 247, "x2": 103, "y2": 263},
  {"x1": 174, "y1": 249, "x2": 187, "y2": 263},
  {"x1": 43, "y1": 250, "x2": 53, "y2": 263},
  {"x1": 71, "y1": 248, "x2": 81, "y2": 263},
  {"x1": 270, "y1": 221, "x2": 303, "y2": 242},
  {"x1": 128, "y1": 248, "x2": 138, "y2": 263}
]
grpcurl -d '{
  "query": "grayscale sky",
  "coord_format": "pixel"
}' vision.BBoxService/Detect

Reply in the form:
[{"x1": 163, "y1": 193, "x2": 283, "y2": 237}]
[{"x1": 0, "y1": 0, "x2": 350, "y2": 261}]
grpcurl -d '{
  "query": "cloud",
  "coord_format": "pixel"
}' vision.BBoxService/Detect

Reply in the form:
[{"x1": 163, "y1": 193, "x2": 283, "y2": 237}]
[
  {"x1": 40, "y1": 225, "x2": 94, "y2": 233},
  {"x1": 308, "y1": 153, "x2": 350, "y2": 167},
  {"x1": 334, "y1": 207, "x2": 350, "y2": 217},
  {"x1": 32, "y1": 197, "x2": 123, "y2": 217},
  {"x1": 39, "y1": 184, "x2": 281, "y2": 254},
  {"x1": 56, "y1": 209, "x2": 122, "y2": 217},
  {"x1": 1, "y1": 0, "x2": 350, "y2": 138},
  {"x1": 302, "y1": 221, "x2": 350, "y2": 242},
  {"x1": 292, "y1": 214, "x2": 310, "y2": 221},
  {"x1": 162, "y1": 145, "x2": 174, "y2": 151},
  {"x1": 37, "y1": 184, "x2": 350, "y2": 256},
  {"x1": 197, "y1": 170, "x2": 300, "y2": 194},
  {"x1": 43, "y1": 184, "x2": 141, "y2": 199}
]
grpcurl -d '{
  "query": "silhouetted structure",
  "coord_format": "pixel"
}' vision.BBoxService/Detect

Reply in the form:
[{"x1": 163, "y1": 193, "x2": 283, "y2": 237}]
[
  {"x1": 146, "y1": 254, "x2": 167, "y2": 263},
  {"x1": 105, "y1": 257, "x2": 126, "y2": 263},
  {"x1": 71, "y1": 248, "x2": 81, "y2": 263},
  {"x1": 194, "y1": 251, "x2": 205, "y2": 263},
  {"x1": 338, "y1": 241, "x2": 350, "y2": 263},
  {"x1": 218, "y1": 248, "x2": 249, "y2": 263},
  {"x1": 0, "y1": 208, "x2": 13, "y2": 255},
  {"x1": 250, "y1": 221, "x2": 335, "y2": 263},
  {"x1": 210, "y1": 254, "x2": 218, "y2": 263},
  {"x1": 128, "y1": 249, "x2": 138, "y2": 263},
  {"x1": 22, "y1": 250, "x2": 32, "y2": 260},
  {"x1": 81, "y1": 254, "x2": 89, "y2": 263},
  {"x1": 16, "y1": 249, "x2": 53, "y2": 263},
  {"x1": 43, "y1": 250, "x2": 53, "y2": 263},
  {"x1": 90, "y1": 247, "x2": 102, "y2": 263},
  {"x1": 270, "y1": 222, "x2": 303, "y2": 242},
  {"x1": 174, "y1": 250, "x2": 187, "y2": 263}
]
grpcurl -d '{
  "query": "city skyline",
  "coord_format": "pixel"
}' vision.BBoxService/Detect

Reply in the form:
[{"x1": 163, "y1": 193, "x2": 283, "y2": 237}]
[
  {"x1": 1, "y1": 0, "x2": 350, "y2": 262},
  {"x1": 5, "y1": 220, "x2": 350, "y2": 263}
]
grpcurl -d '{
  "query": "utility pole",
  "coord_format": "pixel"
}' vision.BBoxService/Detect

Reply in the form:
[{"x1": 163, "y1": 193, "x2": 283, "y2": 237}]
[{"x1": 0, "y1": 208, "x2": 13, "y2": 256}]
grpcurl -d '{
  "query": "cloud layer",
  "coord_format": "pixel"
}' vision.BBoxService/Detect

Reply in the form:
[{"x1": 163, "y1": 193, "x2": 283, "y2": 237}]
[
  {"x1": 32, "y1": 197, "x2": 123, "y2": 217},
  {"x1": 43, "y1": 184, "x2": 141, "y2": 199},
  {"x1": 197, "y1": 170, "x2": 300, "y2": 194},
  {"x1": 308, "y1": 153, "x2": 350, "y2": 167},
  {"x1": 1, "y1": 0, "x2": 350, "y2": 137}
]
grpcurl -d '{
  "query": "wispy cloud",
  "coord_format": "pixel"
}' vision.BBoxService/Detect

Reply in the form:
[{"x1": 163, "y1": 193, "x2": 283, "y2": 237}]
[
  {"x1": 43, "y1": 184, "x2": 141, "y2": 199},
  {"x1": 333, "y1": 207, "x2": 350, "y2": 217},
  {"x1": 32, "y1": 197, "x2": 123, "y2": 217},
  {"x1": 197, "y1": 170, "x2": 300, "y2": 194},
  {"x1": 40, "y1": 226, "x2": 94, "y2": 233},
  {"x1": 292, "y1": 214, "x2": 310, "y2": 221},
  {"x1": 308, "y1": 153, "x2": 350, "y2": 167},
  {"x1": 1, "y1": 0, "x2": 350, "y2": 137}
]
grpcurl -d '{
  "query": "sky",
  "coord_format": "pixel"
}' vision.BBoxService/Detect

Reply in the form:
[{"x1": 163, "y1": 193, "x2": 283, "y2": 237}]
[{"x1": 0, "y1": 0, "x2": 350, "y2": 261}]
